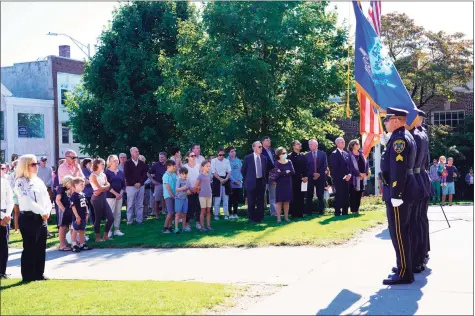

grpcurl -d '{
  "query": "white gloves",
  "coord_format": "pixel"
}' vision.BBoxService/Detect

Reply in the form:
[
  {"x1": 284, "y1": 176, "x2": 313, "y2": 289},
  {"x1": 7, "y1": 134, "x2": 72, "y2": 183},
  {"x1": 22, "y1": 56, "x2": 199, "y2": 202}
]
[{"x1": 391, "y1": 198, "x2": 403, "y2": 207}]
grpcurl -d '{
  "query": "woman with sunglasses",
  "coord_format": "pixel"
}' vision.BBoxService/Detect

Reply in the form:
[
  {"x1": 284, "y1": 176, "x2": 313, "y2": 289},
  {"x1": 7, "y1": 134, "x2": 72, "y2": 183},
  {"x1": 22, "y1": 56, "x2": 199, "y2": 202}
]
[
  {"x1": 184, "y1": 151, "x2": 201, "y2": 230},
  {"x1": 274, "y1": 147, "x2": 295, "y2": 223},
  {"x1": 211, "y1": 148, "x2": 232, "y2": 220},
  {"x1": 13, "y1": 155, "x2": 52, "y2": 282}
]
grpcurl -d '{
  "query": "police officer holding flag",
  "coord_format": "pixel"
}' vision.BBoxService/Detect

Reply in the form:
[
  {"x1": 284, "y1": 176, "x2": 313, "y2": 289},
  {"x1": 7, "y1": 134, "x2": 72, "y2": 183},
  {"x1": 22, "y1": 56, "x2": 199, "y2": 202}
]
[{"x1": 380, "y1": 107, "x2": 417, "y2": 285}]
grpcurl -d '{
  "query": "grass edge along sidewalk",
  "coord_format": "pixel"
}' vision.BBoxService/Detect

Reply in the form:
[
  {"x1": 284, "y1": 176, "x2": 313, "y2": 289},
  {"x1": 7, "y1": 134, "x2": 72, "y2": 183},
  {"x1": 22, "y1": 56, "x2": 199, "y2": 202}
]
[
  {"x1": 9, "y1": 200, "x2": 387, "y2": 249},
  {"x1": 0, "y1": 278, "x2": 243, "y2": 315}
]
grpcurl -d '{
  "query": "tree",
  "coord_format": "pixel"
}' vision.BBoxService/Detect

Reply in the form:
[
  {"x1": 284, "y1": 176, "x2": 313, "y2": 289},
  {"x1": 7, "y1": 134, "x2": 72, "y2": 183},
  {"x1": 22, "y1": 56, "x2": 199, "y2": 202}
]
[
  {"x1": 381, "y1": 12, "x2": 473, "y2": 108},
  {"x1": 67, "y1": 1, "x2": 192, "y2": 159},
  {"x1": 156, "y1": 1, "x2": 348, "y2": 155},
  {"x1": 428, "y1": 115, "x2": 474, "y2": 175}
]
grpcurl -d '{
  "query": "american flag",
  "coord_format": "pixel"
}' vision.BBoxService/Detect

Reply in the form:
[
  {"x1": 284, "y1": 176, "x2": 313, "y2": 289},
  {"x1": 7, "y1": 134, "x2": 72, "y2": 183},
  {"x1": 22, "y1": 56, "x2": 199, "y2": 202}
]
[
  {"x1": 357, "y1": 86, "x2": 382, "y2": 157},
  {"x1": 368, "y1": 1, "x2": 382, "y2": 37},
  {"x1": 358, "y1": 1, "x2": 383, "y2": 157}
]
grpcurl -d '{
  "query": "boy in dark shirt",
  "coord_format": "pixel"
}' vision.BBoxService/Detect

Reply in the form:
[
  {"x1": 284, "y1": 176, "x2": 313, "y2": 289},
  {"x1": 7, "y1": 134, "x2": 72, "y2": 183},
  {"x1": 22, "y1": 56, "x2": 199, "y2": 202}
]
[{"x1": 70, "y1": 178, "x2": 91, "y2": 252}]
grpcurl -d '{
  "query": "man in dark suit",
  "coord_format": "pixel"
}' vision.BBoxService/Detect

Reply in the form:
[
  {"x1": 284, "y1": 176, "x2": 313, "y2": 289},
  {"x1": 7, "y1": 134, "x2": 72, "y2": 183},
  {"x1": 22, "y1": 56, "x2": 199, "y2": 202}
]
[
  {"x1": 242, "y1": 141, "x2": 271, "y2": 223},
  {"x1": 289, "y1": 140, "x2": 308, "y2": 218},
  {"x1": 261, "y1": 136, "x2": 277, "y2": 216},
  {"x1": 329, "y1": 137, "x2": 352, "y2": 216},
  {"x1": 304, "y1": 139, "x2": 327, "y2": 215}
]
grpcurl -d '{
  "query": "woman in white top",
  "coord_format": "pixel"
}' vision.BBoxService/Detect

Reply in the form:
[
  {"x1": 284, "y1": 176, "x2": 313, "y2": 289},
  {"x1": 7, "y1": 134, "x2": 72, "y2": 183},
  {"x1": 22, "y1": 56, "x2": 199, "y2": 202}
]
[
  {"x1": 89, "y1": 158, "x2": 113, "y2": 242},
  {"x1": 1, "y1": 163, "x2": 14, "y2": 278},
  {"x1": 13, "y1": 154, "x2": 52, "y2": 282}
]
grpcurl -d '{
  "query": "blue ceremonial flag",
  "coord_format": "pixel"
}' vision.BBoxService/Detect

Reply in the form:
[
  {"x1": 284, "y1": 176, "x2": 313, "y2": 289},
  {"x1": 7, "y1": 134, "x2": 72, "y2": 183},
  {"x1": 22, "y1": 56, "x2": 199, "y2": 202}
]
[{"x1": 353, "y1": 1, "x2": 418, "y2": 127}]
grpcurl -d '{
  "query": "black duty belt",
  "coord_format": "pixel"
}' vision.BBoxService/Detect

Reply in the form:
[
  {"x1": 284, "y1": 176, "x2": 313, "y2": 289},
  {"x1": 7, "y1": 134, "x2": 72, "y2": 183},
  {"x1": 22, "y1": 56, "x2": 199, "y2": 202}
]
[
  {"x1": 406, "y1": 169, "x2": 414, "y2": 175},
  {"x1": 414, "y1": 168, "x2": 421, "y2": 174}
]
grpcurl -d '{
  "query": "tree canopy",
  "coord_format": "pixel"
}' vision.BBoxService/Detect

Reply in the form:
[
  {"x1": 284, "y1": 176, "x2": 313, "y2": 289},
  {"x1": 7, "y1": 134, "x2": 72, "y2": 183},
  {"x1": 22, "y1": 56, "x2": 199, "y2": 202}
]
[
  {"x1": 67, "y1": 1, "x2": 192, "y2": 159},
  {"x1": 381, "y1": 12, "x2": 473, "y2": 108},
  {"x1": 156, "y1": 1, "x2": 348, "y2": 155}
]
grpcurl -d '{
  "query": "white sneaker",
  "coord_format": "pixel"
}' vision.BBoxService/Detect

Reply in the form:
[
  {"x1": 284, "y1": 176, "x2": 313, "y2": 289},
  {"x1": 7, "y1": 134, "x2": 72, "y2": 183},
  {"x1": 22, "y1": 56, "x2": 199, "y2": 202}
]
[
  {"x1": 224, "y1": 216, "x2": 229, "y2": 220},
  {"x1": 114, "y1": 230, "x2": 124, "y2": 236},
  {"x1": 196, "y1": 223, "x2": 202, "y2": 229},
  {"x1": 108, "y1": 231, "x2": 113, "y2": 238},
  {"x1": 179, "y1": 218, "x2": 183, "y2": 223},
  {"x1": 214, "y1": 216, "x2": 219, "y2": 221},
  {"x1": 234, "y1": 214, "x2": 239, "y2": 219}
]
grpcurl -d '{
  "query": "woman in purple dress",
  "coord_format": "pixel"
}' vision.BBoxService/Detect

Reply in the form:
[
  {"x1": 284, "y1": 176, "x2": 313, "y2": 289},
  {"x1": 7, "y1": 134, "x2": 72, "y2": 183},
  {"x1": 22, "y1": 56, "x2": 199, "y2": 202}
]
[{"x1": 274, "y1": 147, "x2": 295, "y2": 222}]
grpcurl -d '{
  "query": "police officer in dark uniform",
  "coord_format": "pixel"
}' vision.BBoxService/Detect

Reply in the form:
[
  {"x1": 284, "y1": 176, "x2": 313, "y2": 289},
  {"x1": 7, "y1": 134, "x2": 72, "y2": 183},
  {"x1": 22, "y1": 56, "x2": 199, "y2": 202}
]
[
  {"x1": 406, "y1": 109, "x2": 427, "y2": 274},
  {"x1": 380, "y1": 107, "x2": 417, "y2": 285},
  {"x1": 288, "y1": 140, "x2": 308, "y2": 218},
  {"x1": 416, "y1": 110, "x2": 431, "y2": 266}
]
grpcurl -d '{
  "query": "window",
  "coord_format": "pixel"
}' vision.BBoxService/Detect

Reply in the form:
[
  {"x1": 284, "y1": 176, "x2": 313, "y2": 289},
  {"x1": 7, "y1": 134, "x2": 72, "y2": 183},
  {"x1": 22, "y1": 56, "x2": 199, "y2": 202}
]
[
  {"x1": 61, "y1": 89, "x2": 69, "y2": 105},
  {"x1": 432, "y1": 110, "x2": 465, "y2": 128},
  {"x1": 62, "y1": 125, "x2": 70, "y2": 144},
  {"x1": 17, "y1": 113, "x2": 44, "y2": 138},
  {"x1": 0, "y1": 111, "x2": 4, "y2": 140},
  {"x1": 72, "y1": 131, "x2": 80, "y2": 144}
]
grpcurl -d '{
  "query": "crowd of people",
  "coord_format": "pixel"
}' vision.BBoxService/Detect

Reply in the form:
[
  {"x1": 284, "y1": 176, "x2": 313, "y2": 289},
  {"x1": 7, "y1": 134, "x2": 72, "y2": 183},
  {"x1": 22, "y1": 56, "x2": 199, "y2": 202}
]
[{"x1": 0, "y1": 130, "x2": 473, "y2": 282}]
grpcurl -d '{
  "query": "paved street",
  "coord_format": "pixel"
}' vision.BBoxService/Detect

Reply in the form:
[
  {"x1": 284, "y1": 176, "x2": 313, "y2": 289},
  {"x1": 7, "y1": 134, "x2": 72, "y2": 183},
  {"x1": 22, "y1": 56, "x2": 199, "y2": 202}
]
[{"x1": 7, "y1": 205, "x2": 474, "y2": 315}]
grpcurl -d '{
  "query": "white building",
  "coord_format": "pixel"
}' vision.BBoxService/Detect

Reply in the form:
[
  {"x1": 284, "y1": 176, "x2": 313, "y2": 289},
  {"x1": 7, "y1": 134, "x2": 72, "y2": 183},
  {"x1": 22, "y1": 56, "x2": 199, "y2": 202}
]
[{"x1": 1, "y1": 84, "x2": 55, "y2": 163}]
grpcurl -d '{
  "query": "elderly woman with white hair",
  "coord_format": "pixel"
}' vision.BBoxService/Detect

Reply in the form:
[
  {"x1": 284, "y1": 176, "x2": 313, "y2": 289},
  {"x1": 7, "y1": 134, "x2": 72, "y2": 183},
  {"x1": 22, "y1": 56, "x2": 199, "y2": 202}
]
[{"x1": 13, "y1": 154, "x2": 52, "y2": 282}]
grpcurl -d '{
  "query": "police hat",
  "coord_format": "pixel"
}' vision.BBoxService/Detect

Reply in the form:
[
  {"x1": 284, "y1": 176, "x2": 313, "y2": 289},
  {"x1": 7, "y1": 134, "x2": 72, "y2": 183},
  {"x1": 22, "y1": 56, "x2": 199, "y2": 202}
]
[
  {"x1": 384, "y1": 107, "x2": 408, "y2": 121},
  {"x1": 416, "y1": 108, "x2": 427, "y2": 117}
]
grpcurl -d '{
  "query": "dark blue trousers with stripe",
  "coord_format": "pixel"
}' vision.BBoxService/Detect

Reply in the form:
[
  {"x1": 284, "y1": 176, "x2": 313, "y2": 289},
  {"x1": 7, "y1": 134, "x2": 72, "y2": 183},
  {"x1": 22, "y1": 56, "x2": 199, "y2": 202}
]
[{"x1": 386, "y1": 201, "x2": 414, "y2": 280}]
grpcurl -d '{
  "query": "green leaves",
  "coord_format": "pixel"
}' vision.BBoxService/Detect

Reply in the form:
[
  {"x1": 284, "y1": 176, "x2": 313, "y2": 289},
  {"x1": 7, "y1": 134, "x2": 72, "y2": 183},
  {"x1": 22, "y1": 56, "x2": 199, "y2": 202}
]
[
  {"x1": 157, "y1": 1, "x2": 347, "y2": 155},
  {"x1": 67, "y1": 1, "x2": 193, "y2": 159},
  {"x1": 381, "y1": 13, "x2": 473, "y2": 108}
]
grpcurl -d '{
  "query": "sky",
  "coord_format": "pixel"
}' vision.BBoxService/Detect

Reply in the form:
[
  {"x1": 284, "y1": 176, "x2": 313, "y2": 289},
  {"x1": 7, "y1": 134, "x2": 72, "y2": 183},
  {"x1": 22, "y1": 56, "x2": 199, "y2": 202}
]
[{"x1": 1, "y1": 1, "x2": 473, "y2": 67}]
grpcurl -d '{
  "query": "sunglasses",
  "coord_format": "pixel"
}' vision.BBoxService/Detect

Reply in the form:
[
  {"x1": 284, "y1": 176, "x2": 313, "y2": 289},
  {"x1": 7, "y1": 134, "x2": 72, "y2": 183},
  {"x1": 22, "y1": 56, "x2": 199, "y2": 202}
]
[
  {"x1": 281, "y1": 152, "x2": 287, "y2": 155},
  {"x1": 30, "y1": 162, "x2": 40, "y2": 167},
  {"x1": 67, "y1": 156, "x2": 78, "y2": 160},
  {"x1": 189, "y1": 155, "x2": 196, "y2": 158},
  {"x1": 257, "y1": 146, "x2": 262, "y2": 148},
  {"x1": 218, "y1": 154, "x2": 225, "y2": 157},
  {"x1": 0, "y1": 167, "x2": 6, "y2": 171}
]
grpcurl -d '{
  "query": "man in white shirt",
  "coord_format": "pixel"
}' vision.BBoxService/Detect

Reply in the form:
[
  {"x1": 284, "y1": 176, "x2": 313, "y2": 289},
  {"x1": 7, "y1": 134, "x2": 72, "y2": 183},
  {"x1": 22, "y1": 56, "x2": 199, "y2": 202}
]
[
  {"x1": 211, "y1": 148, "x2": 232, "y2": 220},
  {"x1": 191, "y1": 144, "x2": 206, "y2": 166},
  {"x1": 1, "y1": 163, "x2": 14, "y2": 278}
]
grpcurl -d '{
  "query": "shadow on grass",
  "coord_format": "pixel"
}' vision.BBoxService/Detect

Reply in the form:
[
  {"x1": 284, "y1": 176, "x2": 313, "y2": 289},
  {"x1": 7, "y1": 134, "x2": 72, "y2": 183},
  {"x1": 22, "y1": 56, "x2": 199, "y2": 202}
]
[
  {"x1": 319, "y1": 213, "x2": 363, "y2": 226},
  {"x1": 0, "y1": 280, "x2": 25, "y2": 291}
]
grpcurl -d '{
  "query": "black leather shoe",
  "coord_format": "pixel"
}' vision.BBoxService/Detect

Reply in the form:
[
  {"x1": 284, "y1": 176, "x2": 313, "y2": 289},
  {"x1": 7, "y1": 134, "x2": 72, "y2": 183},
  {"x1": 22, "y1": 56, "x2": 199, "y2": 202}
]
[
  {"x1": 383, "y1": 275, "x2": 414, "y2": 285},
  {"x1": 36, "y1": 275, "x2": 49, "y2": 281},
  {"x1": 391, "y1": 267, "x2": 398, "y2": 273},
  {"x1": 414, "y1": 265, "x2": 425, "y2": 273}
]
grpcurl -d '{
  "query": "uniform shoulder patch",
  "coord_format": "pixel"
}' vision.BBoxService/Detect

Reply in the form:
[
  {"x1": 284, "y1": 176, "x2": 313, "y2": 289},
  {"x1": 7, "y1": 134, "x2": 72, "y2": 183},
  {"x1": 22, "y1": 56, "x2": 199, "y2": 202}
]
[{"x1": 393, "y1": 139, "x2": 406, "y2": 154}]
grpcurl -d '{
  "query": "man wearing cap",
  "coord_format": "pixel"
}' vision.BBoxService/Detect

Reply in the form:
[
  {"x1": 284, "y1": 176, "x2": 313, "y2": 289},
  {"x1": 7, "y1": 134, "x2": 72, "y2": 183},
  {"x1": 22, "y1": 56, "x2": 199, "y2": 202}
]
[
  {"x1": 380, "y1": 107, "x2": 417, "y2": 285},
  {"x1": 415, "y1": 110, "x2": 432, "y2": 266},
  {"x1": 407, "y1": 109, "x2": 430, "y2": 274},
  {"x1": 37, "y1": 157, "x2": 53, "y2": 202}
]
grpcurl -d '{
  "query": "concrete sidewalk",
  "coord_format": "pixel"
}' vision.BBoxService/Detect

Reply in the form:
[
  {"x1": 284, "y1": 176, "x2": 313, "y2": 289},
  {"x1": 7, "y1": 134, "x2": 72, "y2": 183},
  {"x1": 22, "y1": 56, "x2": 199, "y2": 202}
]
[
  {"x1": 235, "y1": 205, "x2": 474, "y2": 315},
  {"x1": 6, "y1": 205, "x2": 473, "y2": 315}
]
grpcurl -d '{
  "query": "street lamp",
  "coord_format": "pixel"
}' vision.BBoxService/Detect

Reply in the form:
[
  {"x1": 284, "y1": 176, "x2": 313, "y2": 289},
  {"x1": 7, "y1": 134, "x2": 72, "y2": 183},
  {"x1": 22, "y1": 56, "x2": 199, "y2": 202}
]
[{"x1": 47, "y1": 32, "x2": 90, "y2": 58}]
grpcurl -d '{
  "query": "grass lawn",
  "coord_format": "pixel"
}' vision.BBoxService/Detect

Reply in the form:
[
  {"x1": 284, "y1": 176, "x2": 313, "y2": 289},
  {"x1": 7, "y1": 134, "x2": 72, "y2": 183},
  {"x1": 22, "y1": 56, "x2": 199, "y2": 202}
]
[
  {"x1": 9, "y1": 198, "x2": 387, "y2": 249},
  {"x1": 1, "y1": 278, "x2": 239, "y2": 315}
]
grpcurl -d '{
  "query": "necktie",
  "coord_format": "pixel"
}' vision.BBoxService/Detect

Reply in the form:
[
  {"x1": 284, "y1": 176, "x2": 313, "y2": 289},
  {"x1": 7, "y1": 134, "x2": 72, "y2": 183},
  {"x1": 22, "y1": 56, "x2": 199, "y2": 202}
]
[
  {"x1": 313, "y1": 151, "x2": 317, "y2": 173},
  {"x1": 256, "y1": 155, "x2": 262, "y2": 178}
]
